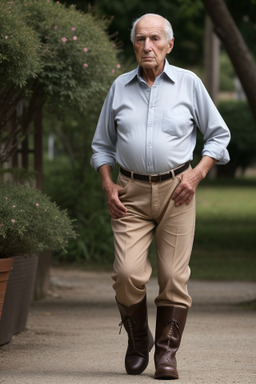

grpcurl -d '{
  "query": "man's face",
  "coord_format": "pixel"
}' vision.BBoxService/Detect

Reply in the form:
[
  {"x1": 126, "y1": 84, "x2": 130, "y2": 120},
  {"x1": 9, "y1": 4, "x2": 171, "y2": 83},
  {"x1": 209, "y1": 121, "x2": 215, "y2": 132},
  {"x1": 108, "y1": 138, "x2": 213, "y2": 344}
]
[{"x1": 133, "y1": 15, "x2": 174, "y2": 72}]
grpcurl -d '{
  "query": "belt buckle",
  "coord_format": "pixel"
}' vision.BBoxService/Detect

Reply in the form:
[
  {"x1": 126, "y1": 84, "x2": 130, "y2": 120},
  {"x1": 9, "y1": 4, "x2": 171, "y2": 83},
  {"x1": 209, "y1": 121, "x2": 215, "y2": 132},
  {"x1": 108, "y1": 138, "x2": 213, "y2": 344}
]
[{"x1": 149, "y1": 175, "x2": 161, "y2": 183}]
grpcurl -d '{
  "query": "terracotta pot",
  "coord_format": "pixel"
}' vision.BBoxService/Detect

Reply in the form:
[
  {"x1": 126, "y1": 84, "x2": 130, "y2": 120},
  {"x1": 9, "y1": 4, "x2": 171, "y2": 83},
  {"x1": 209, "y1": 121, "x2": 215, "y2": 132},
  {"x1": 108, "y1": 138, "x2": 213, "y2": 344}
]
[
  {"x1": 0, "y1": 255, "x2": 38, "y2": 345},
  {"x1": 0, "y1": 258, "x2": 14, "y2": 319}
]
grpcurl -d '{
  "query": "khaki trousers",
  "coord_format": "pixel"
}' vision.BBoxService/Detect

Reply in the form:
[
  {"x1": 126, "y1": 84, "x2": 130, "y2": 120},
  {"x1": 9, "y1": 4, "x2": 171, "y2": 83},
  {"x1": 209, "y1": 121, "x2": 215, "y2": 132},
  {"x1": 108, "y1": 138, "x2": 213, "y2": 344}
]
[{"x1": 111, "y1": 170, "x2": 195, "y2": 309}]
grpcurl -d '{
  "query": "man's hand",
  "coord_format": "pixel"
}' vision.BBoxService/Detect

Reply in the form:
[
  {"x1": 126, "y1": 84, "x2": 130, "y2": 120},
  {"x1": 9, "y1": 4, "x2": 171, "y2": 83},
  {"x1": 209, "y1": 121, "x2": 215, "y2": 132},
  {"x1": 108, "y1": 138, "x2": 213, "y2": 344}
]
[
  {"x1": 172, "y1": 156, "x2": 217, "y2": 206},
  {"x1": 103, "y1": 181, "x2": 127, "y2": 219},
  {"x1": 98, "y1": 164, "x2": 127, "y2": 219},
  {"x1": 171, "y1": 169, "x2": 201, "y2": 206}
]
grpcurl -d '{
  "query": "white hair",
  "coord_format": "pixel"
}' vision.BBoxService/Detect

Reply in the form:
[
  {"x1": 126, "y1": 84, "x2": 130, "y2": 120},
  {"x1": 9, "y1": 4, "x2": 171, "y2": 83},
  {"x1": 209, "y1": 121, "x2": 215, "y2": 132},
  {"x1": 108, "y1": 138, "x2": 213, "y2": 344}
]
[{"x1": 130, "y1": 13, "x2": 174, "y2": 43}]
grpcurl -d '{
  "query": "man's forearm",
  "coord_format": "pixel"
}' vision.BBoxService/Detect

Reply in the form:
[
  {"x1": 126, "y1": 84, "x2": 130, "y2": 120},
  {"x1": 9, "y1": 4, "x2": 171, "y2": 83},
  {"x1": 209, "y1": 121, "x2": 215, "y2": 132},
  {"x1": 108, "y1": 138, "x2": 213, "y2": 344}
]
[
  {"x1": 194, "y1": 155, "x2": 217, "y2": 181},
  {"x1": 98, "y1": 164, "x2": 114, "y2": 192}
]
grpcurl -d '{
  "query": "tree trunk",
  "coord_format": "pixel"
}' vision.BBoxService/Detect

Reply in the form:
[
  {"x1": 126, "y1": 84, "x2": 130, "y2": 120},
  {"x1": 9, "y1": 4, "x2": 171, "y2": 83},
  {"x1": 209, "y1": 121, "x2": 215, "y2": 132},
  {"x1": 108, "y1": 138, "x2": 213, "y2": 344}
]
[{"x1": 202, "y1": 0, "x2": 256, "y2": 121}]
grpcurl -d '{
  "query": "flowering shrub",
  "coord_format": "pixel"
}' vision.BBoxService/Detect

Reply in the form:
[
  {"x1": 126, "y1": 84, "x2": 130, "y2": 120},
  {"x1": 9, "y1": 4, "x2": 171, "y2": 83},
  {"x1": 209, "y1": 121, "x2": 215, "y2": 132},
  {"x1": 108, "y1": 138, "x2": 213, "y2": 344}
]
[
  {"x1": 0, "y1": 182, "x2": 76, "y2": 258},
  {"x1": 0, "y1": 1, "x2": 41, "y2": 88},
  {"x1": 0, "y1": 0, "x2": 121, "y2": 162}
]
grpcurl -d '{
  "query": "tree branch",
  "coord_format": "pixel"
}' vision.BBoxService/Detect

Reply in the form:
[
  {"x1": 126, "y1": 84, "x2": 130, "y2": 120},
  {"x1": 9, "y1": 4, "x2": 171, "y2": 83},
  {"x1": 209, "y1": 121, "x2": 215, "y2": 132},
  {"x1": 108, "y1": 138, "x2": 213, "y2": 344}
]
[{"x1": 202, "y1": 0, "x2": 256, "y2": 121}]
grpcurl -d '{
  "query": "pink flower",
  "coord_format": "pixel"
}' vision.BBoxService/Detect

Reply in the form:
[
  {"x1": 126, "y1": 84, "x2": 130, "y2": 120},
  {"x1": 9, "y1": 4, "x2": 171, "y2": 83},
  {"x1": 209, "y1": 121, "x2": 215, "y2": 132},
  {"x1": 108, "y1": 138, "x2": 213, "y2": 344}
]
[
  {"x1": 112, "y1": 69, "x2": 115, "y2": 74},
  {"x1": 83, "y1": 47, "x2": 88, "y2": 52},
  {"x1": 11, "y1": 219, "x2": 16, "y2": 223},
  {"x1": 71, "y1": 27, "x2": 76, "y2": 31},
  {"x1": 83, "y1": 63, "x2": 88, "y2": 68},
  {"x1": 116, "y1": 64, "x2": 121, "y2": 69},
  {"x1": 73, "y1": 36, "x2": 77, "y2": 41},
  {"x1": 61, "y1": 37, "x2": 67, "y2": 43},
  {"x1": 5, "y1": 197, "x2": 8, "y2": 200},
  {"x1": 54, "y1": 25, "x2": 58, "y2": 30},
  {"x1": 36, "y1": 203, "x2": 39, "y2": 207},
  {"x1": 12, "y1": 205, "x2": 16, "y2": 208},
  {"x1": 4, "y1": 36, "x2": 8, "y2": 40}
]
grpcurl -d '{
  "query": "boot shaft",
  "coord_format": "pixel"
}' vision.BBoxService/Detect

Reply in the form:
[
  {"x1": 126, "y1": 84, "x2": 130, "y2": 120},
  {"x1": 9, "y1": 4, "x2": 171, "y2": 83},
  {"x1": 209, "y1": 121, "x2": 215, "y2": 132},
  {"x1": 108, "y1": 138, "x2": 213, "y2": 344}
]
[
  {"x1": 154, "y1": 305, "x2": 188, "y2": 379},
  {"x1": 155, "y1": 305, "x2": 188, "y2": 348},
  {"x1": 116, "y1": 295, "x2": 149, "y2": 335}
]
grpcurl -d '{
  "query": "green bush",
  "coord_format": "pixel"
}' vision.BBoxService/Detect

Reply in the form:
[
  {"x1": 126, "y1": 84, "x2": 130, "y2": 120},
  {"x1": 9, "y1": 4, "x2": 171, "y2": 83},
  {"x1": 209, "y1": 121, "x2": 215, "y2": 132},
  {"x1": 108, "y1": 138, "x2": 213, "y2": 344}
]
[
  {"x1": 43, "y1": 157, "x2": 114, "y2": 264},
  {"x1": 218, "y1": 100, "x2": 256, "y2": 176},
  {"x1": 0, "y1": 182, "x2": 76, "y2": 258},
  {"x1": 24, "y1": 0, "x2": 120, "y2": 113},
  {"x1": 0, "y1": 0, "x2": 120, "y2": 163},
  {"x1": 0, "y1": 0, "x2": 41, "y2": 88},
  {"x1": 193, "y1": 100, "x2": 256, "y2": 176}
]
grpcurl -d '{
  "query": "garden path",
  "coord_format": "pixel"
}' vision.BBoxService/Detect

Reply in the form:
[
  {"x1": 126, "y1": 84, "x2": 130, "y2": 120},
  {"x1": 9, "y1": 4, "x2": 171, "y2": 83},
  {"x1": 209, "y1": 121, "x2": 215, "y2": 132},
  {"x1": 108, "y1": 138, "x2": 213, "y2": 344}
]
[{"x1": 0, "y1": 267, "x2": 256, "y2": 384}]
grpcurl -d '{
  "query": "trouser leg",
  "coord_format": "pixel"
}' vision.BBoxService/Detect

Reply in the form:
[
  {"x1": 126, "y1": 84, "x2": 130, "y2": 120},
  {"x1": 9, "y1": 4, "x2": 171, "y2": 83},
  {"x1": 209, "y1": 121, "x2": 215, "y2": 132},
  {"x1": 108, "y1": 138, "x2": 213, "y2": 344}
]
[
  {"x1": 155, "y1": 193, "x2": 196, "y2": 308},
  {"x1": 153, "y1": 187, "x2": 195, "y2": 379},
  {"x1": 111, "y1": 173, "x2": 155, "y2": 306},
  {"x1": 111, "y1": 212, "x2": 154, "y2": 306}
]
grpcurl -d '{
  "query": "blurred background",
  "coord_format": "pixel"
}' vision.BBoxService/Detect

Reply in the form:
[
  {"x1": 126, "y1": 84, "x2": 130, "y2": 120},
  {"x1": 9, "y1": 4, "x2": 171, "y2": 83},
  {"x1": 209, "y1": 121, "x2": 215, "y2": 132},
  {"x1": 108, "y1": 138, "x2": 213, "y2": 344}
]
[{"x1": 1, "y1": 0, "x2": 256, "y2": 286}]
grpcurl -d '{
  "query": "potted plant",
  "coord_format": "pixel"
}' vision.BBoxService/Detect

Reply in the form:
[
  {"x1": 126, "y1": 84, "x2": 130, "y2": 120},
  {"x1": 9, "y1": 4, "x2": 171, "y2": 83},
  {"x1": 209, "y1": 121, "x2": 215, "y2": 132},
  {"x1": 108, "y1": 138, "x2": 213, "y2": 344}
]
[
  {"x1": 0, "y1": 258, "x2": 13, "y2": 319},
  {"x1": 0, "y1": 182, "x2": 76, "y2": 345}
]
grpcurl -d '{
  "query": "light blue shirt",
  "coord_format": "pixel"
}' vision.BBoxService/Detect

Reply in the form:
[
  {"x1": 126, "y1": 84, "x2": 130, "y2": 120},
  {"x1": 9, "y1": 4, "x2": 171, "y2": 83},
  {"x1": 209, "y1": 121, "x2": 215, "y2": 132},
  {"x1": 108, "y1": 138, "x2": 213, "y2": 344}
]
[{"x1": 91, "y1": 60, "x2": 230, "y2": 174}]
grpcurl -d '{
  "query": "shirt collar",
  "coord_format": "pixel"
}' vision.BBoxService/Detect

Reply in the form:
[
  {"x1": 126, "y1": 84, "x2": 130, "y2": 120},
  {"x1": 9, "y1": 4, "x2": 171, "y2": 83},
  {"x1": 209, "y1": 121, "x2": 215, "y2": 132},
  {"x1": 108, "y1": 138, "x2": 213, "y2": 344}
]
[
  {"x1": 124, "y1": 59, "x2": 176, "y2": 86},
  {"x1": 162, "y1": 60, "x2": 177, "y2": 83}
]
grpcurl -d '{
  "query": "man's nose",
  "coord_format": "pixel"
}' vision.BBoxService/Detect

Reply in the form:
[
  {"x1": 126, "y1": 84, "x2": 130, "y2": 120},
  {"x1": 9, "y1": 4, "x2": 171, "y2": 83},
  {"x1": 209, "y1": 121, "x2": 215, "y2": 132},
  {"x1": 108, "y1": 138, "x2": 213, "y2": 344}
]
[{"x1": 143, "y1": 38, "x2": 152, "y2": 52}]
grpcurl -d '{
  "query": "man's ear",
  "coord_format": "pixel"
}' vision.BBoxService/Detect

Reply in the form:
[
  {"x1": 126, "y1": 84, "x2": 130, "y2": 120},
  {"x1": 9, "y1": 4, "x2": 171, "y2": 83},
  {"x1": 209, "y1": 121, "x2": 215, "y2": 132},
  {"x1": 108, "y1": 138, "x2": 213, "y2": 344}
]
[{"x1": 167, "y1": 38, "x2": 174, "y2": 54}]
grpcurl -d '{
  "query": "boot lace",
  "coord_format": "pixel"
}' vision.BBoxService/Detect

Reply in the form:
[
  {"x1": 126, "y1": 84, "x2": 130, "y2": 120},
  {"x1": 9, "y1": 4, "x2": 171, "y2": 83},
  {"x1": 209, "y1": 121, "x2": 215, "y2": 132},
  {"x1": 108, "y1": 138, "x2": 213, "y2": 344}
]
[
  {"x1": 167, "y1": 320, "x2": 179, "y2": 349},
  {"x1": 119, "y1": 318, "x2": 136, "y2": 350}
]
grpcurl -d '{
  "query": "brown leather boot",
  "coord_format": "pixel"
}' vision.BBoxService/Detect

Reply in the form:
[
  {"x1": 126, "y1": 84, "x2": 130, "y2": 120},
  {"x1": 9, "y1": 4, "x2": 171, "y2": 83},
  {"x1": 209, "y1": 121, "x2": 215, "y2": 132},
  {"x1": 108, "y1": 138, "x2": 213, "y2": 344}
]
[
  {"x1": 116, "y1": 295, "x2": 154, "y2": 375},
  {"x1": 154, "y1": 306, "x2": 188, "y2": 380}
]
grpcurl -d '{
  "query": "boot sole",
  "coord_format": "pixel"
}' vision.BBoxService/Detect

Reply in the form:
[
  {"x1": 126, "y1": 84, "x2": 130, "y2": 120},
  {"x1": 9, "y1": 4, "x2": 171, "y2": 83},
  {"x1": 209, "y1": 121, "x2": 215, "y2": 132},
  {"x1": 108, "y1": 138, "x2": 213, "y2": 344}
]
[{"x1": 154, "y1": 371, "x2": 179, "y2": 380}]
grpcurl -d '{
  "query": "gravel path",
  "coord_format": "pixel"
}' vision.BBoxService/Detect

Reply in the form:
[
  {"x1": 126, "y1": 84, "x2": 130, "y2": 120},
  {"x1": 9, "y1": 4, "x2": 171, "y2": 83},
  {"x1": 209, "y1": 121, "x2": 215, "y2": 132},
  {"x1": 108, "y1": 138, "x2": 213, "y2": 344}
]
[{"x1": 1, "y1": 267, "x2": 256, "y2": 384}]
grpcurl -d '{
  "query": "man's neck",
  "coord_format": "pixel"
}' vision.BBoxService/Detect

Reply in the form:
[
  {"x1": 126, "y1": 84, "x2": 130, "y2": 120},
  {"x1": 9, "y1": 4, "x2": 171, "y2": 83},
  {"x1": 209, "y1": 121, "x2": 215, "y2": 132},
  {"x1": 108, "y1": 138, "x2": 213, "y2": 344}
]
[{"x1": 141, "y1": 63, "x2": 165, "y2": 87}]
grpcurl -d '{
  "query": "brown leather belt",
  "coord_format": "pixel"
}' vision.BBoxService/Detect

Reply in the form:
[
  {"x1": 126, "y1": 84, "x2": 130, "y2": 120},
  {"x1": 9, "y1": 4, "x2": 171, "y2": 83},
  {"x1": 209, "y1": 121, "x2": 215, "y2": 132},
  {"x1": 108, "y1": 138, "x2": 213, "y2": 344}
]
[{"x1": 120, "y1": 162, "x2": 190, "y2": 183}]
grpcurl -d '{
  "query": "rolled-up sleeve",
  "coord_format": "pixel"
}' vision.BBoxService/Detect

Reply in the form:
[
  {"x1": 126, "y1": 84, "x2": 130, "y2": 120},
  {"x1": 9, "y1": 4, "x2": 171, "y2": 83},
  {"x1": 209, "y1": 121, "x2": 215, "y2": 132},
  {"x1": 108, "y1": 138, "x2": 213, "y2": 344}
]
[
  {"x1": 90, "y1": 85, "x2": 117, "y2": 171},
  {"x1": 194, "y1": 76, "x2": 231, "y2": 165}
]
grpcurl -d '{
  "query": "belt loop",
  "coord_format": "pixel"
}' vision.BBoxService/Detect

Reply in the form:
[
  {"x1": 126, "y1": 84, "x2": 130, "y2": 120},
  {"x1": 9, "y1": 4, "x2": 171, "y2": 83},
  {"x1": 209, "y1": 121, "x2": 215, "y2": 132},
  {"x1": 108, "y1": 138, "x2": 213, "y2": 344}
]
[
  {"x1": 170, "y1": 170, "x2": 175, "y2": 179},
  {"x1": 131, "y1": 171, "x2": 134, "y2": 180},
  {"x1": 149, "y1": 175, "x2": 152, "y2": 184}
]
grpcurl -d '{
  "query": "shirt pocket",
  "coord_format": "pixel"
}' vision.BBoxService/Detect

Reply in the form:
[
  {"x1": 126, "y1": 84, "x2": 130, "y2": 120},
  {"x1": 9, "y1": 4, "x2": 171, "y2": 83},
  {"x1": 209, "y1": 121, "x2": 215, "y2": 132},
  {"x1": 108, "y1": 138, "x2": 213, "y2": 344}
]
[{"x1": 162, "y1": 109, "x2": 192, "y2": 138}]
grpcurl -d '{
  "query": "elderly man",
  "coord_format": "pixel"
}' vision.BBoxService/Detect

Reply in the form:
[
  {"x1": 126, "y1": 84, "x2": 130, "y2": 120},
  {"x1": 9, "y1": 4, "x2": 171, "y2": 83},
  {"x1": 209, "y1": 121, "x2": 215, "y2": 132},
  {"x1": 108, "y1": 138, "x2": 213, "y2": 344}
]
[{"x1": 91, "y1": 13, "x2": 230, "y2": 380}]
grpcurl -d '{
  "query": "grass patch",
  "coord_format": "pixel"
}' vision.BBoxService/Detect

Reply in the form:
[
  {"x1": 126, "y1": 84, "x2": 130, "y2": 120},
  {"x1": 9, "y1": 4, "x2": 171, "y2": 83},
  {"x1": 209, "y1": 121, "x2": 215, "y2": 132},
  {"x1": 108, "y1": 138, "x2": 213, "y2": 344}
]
[
  {"x1": 149, "y1": 182, "x2": 256, "y2": 282},
  {"x1": 192, "y1": 185, "x2": 256, "y2": 281}
]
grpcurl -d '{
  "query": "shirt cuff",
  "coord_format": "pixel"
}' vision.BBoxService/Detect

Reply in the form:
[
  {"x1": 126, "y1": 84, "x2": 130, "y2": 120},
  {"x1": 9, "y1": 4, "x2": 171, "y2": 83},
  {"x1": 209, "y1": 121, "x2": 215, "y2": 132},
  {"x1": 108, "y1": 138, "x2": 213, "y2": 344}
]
[
  {"x1": 202, "y1": 143, "x2": 230, "y2": 165},
  {"x1": 90, "y1": 153, "x2": 116, "y2": 172}
]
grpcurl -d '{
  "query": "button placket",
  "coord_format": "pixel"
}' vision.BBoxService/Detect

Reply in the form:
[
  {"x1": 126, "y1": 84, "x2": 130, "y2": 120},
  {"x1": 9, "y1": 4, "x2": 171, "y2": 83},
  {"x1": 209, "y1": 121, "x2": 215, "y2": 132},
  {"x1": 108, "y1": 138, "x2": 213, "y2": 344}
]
[{"x1": 146, "y1": 87, "x2": 156, "y2": 174}]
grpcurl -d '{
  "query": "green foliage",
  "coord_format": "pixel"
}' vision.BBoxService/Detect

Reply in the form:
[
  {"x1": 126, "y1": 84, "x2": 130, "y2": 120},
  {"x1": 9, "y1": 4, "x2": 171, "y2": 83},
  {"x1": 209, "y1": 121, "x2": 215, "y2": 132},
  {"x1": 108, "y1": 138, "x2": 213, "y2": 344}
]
[
  {"x1": 23, "y1": 0, "x2": 120, "y2": 113},
  {"x1": 0, "y1": 0, "x2": 41, "y2": 88},
  {"x1": 0, "y1": 182, "x2": 76, "y2": 258},
  {"x1": 225, "y1": 0, "x2": 256, "y2": 57},
  {"x1": 61, "y1": 0, "x2": 206, "y2": 67},
  {"x1": 218, "y1": 100, "x2": 256, "y2": 174},
  {"x1": 43, "y1": 156, "x2": 114, "y2": 264},
  {"x1": 0, "y1": 0, "x2": 120, "y2": 163},
  {"x1": 193, "y1": 100, "x2": 256, "y2": 176}
]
